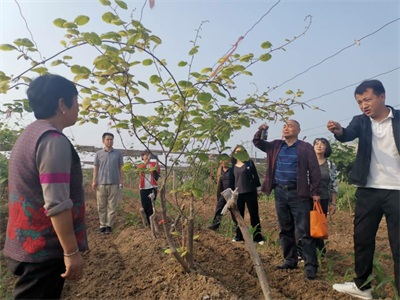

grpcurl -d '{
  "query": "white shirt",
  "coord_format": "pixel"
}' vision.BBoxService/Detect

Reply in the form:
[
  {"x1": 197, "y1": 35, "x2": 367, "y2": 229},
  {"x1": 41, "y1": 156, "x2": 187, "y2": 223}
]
[{"x1": 366, "y1": 108, "x2": 400, "y2": 190}]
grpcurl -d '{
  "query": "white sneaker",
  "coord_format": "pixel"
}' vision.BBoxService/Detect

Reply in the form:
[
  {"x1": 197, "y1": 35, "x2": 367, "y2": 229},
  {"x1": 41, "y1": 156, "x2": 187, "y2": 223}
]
[{"x1": 332, "y1": 282, "x2": 372, "y2": 299}]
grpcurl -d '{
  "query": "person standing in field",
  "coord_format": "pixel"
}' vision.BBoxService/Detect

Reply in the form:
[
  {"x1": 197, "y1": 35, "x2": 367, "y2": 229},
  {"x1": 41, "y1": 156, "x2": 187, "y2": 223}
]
[
  {"x1": 253, "y1": 120, "x2": 321, "y2": 280},
  {"x1": 329, "y1": 80, "x2": 399, "y2": 300},
  {"x1": 92, "y1": 133, "x2": 124, "y2": 234},
  {"x1": 3, "y1": 74, "x2": 87, "y2": 299},
  {"x1": 208, "y1": 154, "x2": 235, "y2": 231},
  {"x1": 137, "y1": 150, "x2": 160, "y2": 225}
]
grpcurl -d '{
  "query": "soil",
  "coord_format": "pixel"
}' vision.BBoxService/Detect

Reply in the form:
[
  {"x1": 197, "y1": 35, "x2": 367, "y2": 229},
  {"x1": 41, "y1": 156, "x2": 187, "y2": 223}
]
[{"x1": 1, "y1": 187, "x2": 396, "y2": 299}]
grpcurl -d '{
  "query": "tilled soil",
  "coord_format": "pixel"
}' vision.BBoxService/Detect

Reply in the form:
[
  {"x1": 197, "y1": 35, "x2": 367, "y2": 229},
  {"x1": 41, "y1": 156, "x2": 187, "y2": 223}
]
[{"x1": 1, "y1": 188, "x2": 396, "y2": 299}]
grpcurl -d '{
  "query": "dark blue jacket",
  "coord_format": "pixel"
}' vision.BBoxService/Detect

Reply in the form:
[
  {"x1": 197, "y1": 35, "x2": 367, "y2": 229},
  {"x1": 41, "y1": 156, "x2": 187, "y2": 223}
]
[{"x1": 334, "y1": 105, "x2": 400, "y2": 186}]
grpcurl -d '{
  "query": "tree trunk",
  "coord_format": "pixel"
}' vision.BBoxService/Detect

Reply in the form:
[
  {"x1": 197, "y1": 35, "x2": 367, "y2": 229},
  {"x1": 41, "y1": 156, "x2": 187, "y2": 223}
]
[
  {"x1": 186, "y1": 196, "x2": 195, "y2": 268},
  {"x1": 159, "y1": 185, "x2": 191, "y2": 273}
]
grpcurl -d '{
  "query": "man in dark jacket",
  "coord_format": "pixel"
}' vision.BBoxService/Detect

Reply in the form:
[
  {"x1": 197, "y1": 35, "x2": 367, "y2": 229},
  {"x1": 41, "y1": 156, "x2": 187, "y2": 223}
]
[
  {"x1": 253, "y1": 119, "x2": 321, "y2": 280},
  {"x1": 328, "y1": 80, "x2": 399, "y2": 300}
]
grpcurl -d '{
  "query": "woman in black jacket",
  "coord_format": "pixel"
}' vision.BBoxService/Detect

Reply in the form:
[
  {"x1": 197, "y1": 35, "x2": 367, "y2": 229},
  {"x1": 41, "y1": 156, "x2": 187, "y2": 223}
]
[
  {"x1": 208, "y1": 154, "x2": 234, "y2": 230},
  {"x1": 231, "y1": 145, "x2": 264, "y2": 243}
]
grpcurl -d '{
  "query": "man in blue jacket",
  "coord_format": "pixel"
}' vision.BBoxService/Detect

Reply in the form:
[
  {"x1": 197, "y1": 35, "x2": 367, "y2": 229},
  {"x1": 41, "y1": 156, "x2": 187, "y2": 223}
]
[{"x1": 328, "y1": 80, "x2": 399, "y2": 299}]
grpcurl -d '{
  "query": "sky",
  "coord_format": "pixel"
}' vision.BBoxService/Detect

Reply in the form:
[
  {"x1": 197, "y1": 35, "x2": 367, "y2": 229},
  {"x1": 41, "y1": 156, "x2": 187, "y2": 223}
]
[{"x1": 1, "y1": 0, "x2": 399, "y2": 158}]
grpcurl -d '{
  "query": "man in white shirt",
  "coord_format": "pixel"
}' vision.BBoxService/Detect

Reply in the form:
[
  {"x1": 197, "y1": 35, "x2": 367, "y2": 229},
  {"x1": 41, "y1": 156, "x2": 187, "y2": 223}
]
[{"x1": 327, "y1": 80, "x2": 400, "y2": 299}]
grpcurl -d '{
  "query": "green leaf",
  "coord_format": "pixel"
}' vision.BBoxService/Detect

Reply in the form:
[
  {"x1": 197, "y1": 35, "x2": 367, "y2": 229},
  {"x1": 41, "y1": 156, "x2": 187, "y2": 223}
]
[
  {"x1": 178, "y1": 61, "x2": 187, "y2": 67},
  {"x1": 63, "y1": 55, "x2": 72, "y2": 60},
  {"x1": 239, "y1": 53, "x2": 254, "y2": 62},
  {"x1": 149, "y1": 35, "x2": 162, "y2": 44},
  {"x1": 200, "y1": 67, "x2": 212, "y2": 73},
  {"x1": 164, "y1": 248, "x2": 173, "y2": 254},
  {"x1": 31, "y1": 67, "x2": 48, "y2": 74},
  {"x1": 193, "y1": 234, "x2": 200, "y2": 240},
  {"x1": 100, "y1": 32, "x2": 121, "y2": 40},
  {"x1": 83, "y1": 32, "x2": 102, "y2": 45},
  {"x1": 127, "y1": 33, "x2": 141, "y2": 45},
  {"x1": 197, "y1": 93, "x2": 212, "y2": 104},
  {"x1": 70, "y1": 65, "x2": 82, "y2": 74},
  {"x1": 142, "y1": 59, "x2": 153, "y2": 66},
  {"x1": 138, "y1": 81, "x2": 149, "y2": 89},
  {"x1": 102, "y1": 12, "x2": 117, "y2": 24},
  {"x1": 188, "y1": 46, "x2": 199, "y2": 56},
  {"x1": 261, "y1": 41, "x2": 272, "y2": 49},
  {"x1": 74, "y1": 15, "x2": 90, "y2": 26},
  {"x1": 14, "y1": 38, "x2": 34, "y2": 48},
  {"x1": 178, "y1": 80, "x2": 192, "y2": 88},
  {"x1": 259, "y1": 53, "x2": 272, "y2": 62},
  {"x1": 53, "y1": 18, "x2": 67, "y2": 28},
  {"x1": 192, "y1": 188, "x2": 203, "y2": 198},
  {"x1": 149, "y1": 75, "x2": 161, "y2": 84},
  {"x1": 99, "y1": 0, "x2": 111, "y2": 5},
  {"x1": 232, "y1": 148, "x2": 250, "y2": 162},
  {"x1": 115, "y1": 0, "x2": 128, "y2": 9},
  {"x1": 63, "y1": 22, "x2": 77, "y2": 29},
  {"x1": 50, "y1": 60, "x2": 63, "y2": 66},
  {"x1": 90, "y1": 117, "x2": 98, "y2": 124},
  {"x1": 134, "y1": 97, "x2": 147, "y2": 104},
  {"x1": 0, "y1": 44, "x2": 17, "y2": 51}
]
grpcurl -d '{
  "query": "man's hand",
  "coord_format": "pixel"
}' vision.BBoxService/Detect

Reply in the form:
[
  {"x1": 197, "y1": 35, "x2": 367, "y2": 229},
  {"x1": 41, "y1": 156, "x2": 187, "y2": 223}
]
[
  {"x1": 91, "y1": 182, "x2": 97, "y2": 191},
  {"x1": 312, "y1": 195, "x2": 321, "y2": 202},
  {"x1": 258, "y1": 124, "x2": 269, "y2": 131},
  {"x1": 61, "y1": 252, "x2": 84, "y2": 280},
  {"x1": 327, "y1": 120, "x2": 343, "y2": 136}
]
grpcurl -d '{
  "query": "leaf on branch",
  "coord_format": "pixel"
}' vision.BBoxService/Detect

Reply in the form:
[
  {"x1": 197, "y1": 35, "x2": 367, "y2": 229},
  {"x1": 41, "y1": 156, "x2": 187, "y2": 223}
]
[
  {"x1": 102, "y1": 12, "x2": 118, "y2": 24},
  {"x1": 50, "y1": 60, "x2": 63, "y2": 66},
  {"x1": 99, "y1": 0, "x2": 111, "y2": 5},
  {"x1": 188, "y1": 45, "x2": 199, "y2": 56},
  {"x1": 149, "y1": 75, "x2": 161, "y2": 84},
  {"x1": 100, "y1": 32, "x2": 121, "y2": 40},
  {"x1": 63, "y1": 55, "x2": 73, "y2": 60},
  {"x1": 259, "y1": 53, "x2": 272, "y2": 62},
  {"x1": 115, "y1": 0, "x2": 128, "y2": 9},
  {"x1": 178, "y1": 61, "x2": 187, "y2": 67},
  {"x1": 200, "y1": 67, "x2": 212, "y2": 73},
  {"x1": 142, "y1": 59, "x2": 153, "y2": 66},
  {"x1": 164, "y1": 248, "x2": 173, "y2": 254},
  {"x1": 239, "y1": 53, "x2": 254, "y2": 62},
  {"x1": 149, "y1": 35, "x2": 162, "y2": 44},
  {"x1": 0, "y1": 44, "x2": 17, "y2": 51},
  {"x1": 53, "y1": 18, "x2": 67, "y2": 28},
  {"x1": 261, "y1": 41, "x2": 272, "y2": 49},
  {"x1": 63, "y1": 22, "x2": 78, "y2": 29},
  {"x1": 31, "y1": 67, "x2": 48, "y2": 75},
  {"x1": 197, "y1": 92, "x2": 212, "y2": 105},
  {"x1": 138, "y1": 81, "x2": 149, "y2": 89},
  {"x1": 13, "y1": 38, "x2": 34, "y2": 48},
  {"x1": 83, "y1": 32, "x2": 102, "y2": 46},
  {"x1": 74, "y1": 15, "x2": 90, "y2": 26},
  {"x1": 134, "y1": 97, "x2": 147, "y2": 104},
  {"x1": 127, "y1": 33, "x2": 142, "y2": 45}
]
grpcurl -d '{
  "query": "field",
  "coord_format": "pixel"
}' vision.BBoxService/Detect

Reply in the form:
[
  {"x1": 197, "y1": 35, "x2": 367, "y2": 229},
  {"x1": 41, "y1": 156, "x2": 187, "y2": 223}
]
[{"x1": 0, "y1": 186, "x2": 396, "y2": 299}]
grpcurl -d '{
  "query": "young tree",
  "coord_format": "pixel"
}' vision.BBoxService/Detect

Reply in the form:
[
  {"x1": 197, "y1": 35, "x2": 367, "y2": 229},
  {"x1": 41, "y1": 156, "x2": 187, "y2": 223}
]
[{"x1": 0, "y1": 0, "x2": 311, "y2": 274}]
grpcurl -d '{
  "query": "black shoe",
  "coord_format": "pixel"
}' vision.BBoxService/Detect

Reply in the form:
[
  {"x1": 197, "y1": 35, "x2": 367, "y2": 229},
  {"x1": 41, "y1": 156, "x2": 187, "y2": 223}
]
[
  {"x1": 99, "y1": 227, "x2": 107, "y2": 234},
  {"x1": 305, "y1": 268, "x2": 317, "y2": 280},
  {"x1": 275, "y1": 263, "x2": 298, "y2": 270},
  {"x1": 105, "y1": 226, "x2": 112, "y2": 234},
  {"x1": 253, "y1": 234, "x2": 265, "y2": 243},
  {"x1": 208, "y1": 223, "x2": 219, "y2": 231}
]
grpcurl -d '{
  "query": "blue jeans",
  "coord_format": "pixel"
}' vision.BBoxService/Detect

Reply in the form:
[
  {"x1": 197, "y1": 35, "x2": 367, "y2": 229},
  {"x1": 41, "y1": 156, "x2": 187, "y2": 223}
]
[{"x1": 274, "y1": 186, "x2": 317, "y2": 270}]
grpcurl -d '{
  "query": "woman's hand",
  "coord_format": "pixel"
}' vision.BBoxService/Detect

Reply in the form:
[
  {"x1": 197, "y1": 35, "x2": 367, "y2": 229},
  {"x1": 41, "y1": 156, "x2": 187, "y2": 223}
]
[{"x1": 61, "y1": 252, "x2": 84, "y2": 280}]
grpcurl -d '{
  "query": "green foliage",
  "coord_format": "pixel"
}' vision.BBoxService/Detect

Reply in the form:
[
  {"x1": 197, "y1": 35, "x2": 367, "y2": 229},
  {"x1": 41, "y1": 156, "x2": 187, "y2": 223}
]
[
  {"x1": 336, "y1": 182, "x2": 356, "y2": 212},
  {"x1": 329, "y1": 141, "x2": 356, "y2": 183},
  {"x1": 0, "y1": 123, "x2": 20, "y2": 151},
  {"x1": 0, "y1": 154, "x2": 8, "y2": 186}
]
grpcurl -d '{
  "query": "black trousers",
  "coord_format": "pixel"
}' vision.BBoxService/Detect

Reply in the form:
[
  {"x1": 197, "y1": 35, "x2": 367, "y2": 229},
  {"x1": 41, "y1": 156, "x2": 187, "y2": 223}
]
[
  {"x1": 6, "y1": 257, "x2": 65, "y2": 299},
  {"x1": 210, "y1": 196, "x2": 227, "y2": 228},
  {"x1": 140, "y1": 188, "x2": 157, "y2": 223},
  {"x1": 234, "y1": 191, "x2": 263, "y2": 242},
  {"x1": 353, "y1": 188, "x2": 399, "y2": 293},
  {"x1": 275, "y1": 186, "x2": 317, "y2": 270}
]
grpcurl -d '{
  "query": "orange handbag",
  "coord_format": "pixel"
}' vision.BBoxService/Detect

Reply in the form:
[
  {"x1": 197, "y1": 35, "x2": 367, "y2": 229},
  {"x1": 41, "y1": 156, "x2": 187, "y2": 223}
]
[{"x1": 310, "y1": 200, "x2": 328, "y2": 239}]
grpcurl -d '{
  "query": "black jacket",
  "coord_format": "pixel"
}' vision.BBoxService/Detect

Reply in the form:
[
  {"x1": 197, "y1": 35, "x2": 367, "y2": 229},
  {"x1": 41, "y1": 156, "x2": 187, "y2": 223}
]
[
  {"x1": 216, "y1": 167, "x2": 235, "y2": 198},
  {"x1": 335, "y1": 106, "x2": 400, "y2": 186},
  {"x1": 232, "y1": 160, "x2": 261, "y2": 194}
]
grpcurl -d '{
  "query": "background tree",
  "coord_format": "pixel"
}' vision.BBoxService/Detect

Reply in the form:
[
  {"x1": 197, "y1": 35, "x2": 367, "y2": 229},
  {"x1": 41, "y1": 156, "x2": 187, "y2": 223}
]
[{"x1": 329, "y1": 140, "x2": 357, "y2": 183}]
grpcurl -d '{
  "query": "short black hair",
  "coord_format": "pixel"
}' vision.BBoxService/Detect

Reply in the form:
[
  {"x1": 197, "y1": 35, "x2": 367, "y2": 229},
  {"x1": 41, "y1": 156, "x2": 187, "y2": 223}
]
[
  {"x1": 102, "y1": 132, "x2": 114, "y2": 140},
  {"x1": 354, "y1": 80, "x2": 385, "y2": 97},
  {"x1": 313, "y1": 137, "x2": 332, "y2": 158},
  {"x1": 27, "y1": 74, "x2": 78, "y2": 119}
]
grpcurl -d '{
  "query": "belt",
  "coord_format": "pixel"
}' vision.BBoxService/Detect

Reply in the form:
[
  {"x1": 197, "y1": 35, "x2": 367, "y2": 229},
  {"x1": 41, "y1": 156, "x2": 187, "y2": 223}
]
[{"x1": 276, "y1": 184, "x2": 297, "y2": 191}]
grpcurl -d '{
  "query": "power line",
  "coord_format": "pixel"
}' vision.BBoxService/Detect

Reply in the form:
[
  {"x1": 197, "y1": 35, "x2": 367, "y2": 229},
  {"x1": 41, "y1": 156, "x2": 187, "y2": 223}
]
[
  {"x1": 269, "y1": 17, "x2": 400, "y2": 92},
  {"x1": 14, "y1": 0, "x2": 44, "y2": 61},
  {"x1": 304, "y1": 67, "x2": 400, "y2": 104}
]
